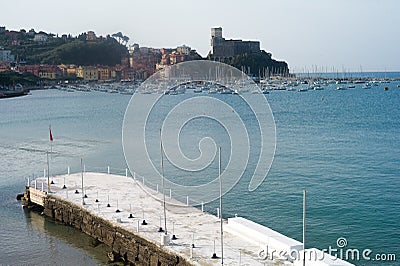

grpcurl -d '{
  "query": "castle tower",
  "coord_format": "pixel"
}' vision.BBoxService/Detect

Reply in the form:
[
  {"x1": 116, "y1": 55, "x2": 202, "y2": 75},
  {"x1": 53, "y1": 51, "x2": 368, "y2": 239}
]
[
  {"x1": 211, "y1": 27, "x2": 222, "y2": 39},
  {"x1": 210, "y1": 27, "x2": 224, "y2": 58}
]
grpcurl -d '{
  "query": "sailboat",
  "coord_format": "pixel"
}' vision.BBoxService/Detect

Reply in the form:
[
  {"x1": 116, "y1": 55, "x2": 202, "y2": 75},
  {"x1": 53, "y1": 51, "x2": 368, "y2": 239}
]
[{"x1": 362, "y1": 83, "x2": 372, "y2": 89}]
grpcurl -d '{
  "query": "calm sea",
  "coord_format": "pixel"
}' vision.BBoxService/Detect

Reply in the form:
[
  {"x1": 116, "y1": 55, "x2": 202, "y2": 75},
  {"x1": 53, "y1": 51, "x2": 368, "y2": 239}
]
[{"x1": 0, "y1": 76, "x2": 399, "y2": 265}]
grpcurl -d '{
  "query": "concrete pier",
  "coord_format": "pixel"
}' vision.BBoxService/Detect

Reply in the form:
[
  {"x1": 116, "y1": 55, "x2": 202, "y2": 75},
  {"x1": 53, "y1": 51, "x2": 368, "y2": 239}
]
[{"x1": 22, "y1": 172, "x2": 354, "y2": 266}]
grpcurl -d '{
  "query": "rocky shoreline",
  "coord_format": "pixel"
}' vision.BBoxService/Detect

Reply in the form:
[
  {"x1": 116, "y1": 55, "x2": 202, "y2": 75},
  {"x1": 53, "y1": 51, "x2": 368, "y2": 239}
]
[{"x1": 20, "y1": 186, "x2": 191, "y2": 266}]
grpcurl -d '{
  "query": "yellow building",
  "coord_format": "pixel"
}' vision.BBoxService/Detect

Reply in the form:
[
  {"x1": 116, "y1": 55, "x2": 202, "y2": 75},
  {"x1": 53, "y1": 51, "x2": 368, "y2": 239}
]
[
  {"x1": 76, "y1": 66, "x2": 98, "y2": 81},
  {"x1": 110, "y1": 69, "x2": 117, "y2": 79},
  {"x1": 66, "y1": 65, "x2": 77, "y2": 76},
  {"x1": 59, "y1": 64, "x2": 77, "y2": 77},
  {"x1": 39, "y1": 71, "x2": 56, "y2": 79},
  {"x1": 97, "y1": 67, "x2": 110, "y2": 81}
]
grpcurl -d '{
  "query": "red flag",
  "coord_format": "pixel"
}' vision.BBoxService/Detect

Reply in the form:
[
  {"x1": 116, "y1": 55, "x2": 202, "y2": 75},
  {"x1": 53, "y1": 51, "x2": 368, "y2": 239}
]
[{"x1": 49, "y1": 127, "x2": 53, "y2": 142}]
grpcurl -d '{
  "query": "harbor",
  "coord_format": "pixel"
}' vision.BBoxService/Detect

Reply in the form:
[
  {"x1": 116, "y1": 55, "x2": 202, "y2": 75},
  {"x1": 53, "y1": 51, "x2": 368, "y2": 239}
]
[
  {"x1": 21, "y1": 170, "x2": 354, "y2": 265},
  {"x1": 46, "y1": 74, "x2": 400, "y2": 95}
]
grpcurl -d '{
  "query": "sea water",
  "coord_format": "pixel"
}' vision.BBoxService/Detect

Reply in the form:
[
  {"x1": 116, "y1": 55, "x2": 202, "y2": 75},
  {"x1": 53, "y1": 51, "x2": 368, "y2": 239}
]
[{"x1": 0, "y1": 80, "x2": 399, "y2": 265}]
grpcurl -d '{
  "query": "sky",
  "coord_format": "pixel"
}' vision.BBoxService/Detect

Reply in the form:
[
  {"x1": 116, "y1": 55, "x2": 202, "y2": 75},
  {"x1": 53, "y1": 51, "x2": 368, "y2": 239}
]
[{"x1": 3, "y1": 0, "x2": 400, "y2": 72}]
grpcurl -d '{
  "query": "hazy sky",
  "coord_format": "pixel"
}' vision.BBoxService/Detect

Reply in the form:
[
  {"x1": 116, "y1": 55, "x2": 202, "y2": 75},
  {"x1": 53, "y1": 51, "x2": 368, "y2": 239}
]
[{"x1": 3, "y1": 0, "x2": 399, "y2": 72}]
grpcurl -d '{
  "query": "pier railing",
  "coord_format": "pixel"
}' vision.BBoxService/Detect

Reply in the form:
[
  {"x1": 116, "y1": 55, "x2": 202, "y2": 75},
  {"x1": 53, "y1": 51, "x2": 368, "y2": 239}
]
[{"x1": 24, "y1": 165, "x2": 232, "y2": 219}]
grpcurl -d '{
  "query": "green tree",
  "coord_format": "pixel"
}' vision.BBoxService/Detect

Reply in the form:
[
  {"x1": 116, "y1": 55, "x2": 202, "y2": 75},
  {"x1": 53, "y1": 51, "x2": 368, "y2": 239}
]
[{"x1": 112, "y1": 32, "x2": 130, "y2": 46}]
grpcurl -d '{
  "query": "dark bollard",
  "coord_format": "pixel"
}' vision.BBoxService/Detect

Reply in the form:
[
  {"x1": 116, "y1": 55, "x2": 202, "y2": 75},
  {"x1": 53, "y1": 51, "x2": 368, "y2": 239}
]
[
  {"x1": 141, "y1": 220, "x2": 147, "y2": 225},
  {"x1": 211, "y1": 239, "x2": 218, "y2": 258}
]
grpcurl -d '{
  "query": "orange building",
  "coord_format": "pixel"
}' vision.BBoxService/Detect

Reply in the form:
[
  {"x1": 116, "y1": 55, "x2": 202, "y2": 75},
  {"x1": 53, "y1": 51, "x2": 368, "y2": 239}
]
[{"x1": 18, "y1": 65, "x2": 62, "y2": 79}]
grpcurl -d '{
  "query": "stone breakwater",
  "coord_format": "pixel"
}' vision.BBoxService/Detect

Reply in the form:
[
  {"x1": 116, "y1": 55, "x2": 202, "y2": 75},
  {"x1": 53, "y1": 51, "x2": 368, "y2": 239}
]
[{"x1": 22, "y1": 186, "x2": 191, "y2": 265}]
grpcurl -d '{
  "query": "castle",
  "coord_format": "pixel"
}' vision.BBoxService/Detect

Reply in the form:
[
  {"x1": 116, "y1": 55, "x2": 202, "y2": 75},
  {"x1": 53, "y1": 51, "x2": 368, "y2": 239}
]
[{"x1": 209, "y1": 27, "x2": 260, "y2": 59}]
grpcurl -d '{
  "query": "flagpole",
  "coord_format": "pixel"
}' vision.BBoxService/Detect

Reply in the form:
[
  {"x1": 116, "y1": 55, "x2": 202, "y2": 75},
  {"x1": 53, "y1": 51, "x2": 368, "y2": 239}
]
[
  {"x1": 303, "y1": 189, "x2": 306, "y2": 266},
  {"x1": 49, "y1": 125, "x2": 53, "y2": 159},
  {"x1": 219, "y1": 146, "x2": 224, "y2": 265},
  {"x1": 160, "y1": 129, "x2": 167, "y2": 235},
  {"x1": 47, "y1": 151, "x2": 50, "y2": 193},
  {"x1": 49, "y1": 126, "x2": 54, "y2": 185}
]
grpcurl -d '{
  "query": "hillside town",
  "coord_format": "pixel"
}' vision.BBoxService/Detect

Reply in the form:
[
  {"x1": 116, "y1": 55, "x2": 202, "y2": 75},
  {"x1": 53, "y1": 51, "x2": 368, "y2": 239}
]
[
  {"x1": 0, "y1": 26, "x2": 288, "y2": 85},
  {"x1": 0, "y1": 27, "x2": 203, "y2": 83}
]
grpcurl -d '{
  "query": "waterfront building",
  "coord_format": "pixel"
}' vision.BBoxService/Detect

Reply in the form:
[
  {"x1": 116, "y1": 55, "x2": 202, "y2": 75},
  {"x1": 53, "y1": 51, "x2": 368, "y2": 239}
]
[
  {"x1": 66, "y1": 64, "x2": 77, "y2": 76},
  {"x1": 38, "y1": 65, "x2": 61, "y2": 79},
  {"x1": 120, "y1": 66, "x2": 135, "y2": 81},
  {"x1": 156, "y1": 45, "x2": 202, "y2": 71},
  {"x1": 129, "y1": 45, "x2": 161, "y2": 80},
  {"x1": 58, "y1": 64, "x2": 79, "y2": 77},
  {"x1": 97, "y1": 66, "x2": 111, "y2": 81},
  {"x1": 18, "y1": 65, "x2": 40, "y2": 76},
  {"x1": 38, "y1": 70, "x2": 56, "y2": 79},
  {"x1": 18, "y1": 64, "x2": 62, "y2": 79},
  {"x1": 76, "y1": 66, "x2": 98, "y2": 81}
]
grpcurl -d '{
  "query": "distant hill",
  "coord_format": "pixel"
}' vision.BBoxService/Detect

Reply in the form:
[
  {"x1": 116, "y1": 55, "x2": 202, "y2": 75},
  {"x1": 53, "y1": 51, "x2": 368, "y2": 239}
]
[
  {"x1": 0, "y1": 30, "x2": 128, "y2": 66},
  {"x1": 30, "y1": 39, "x2": 128, "y2": 66}
]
